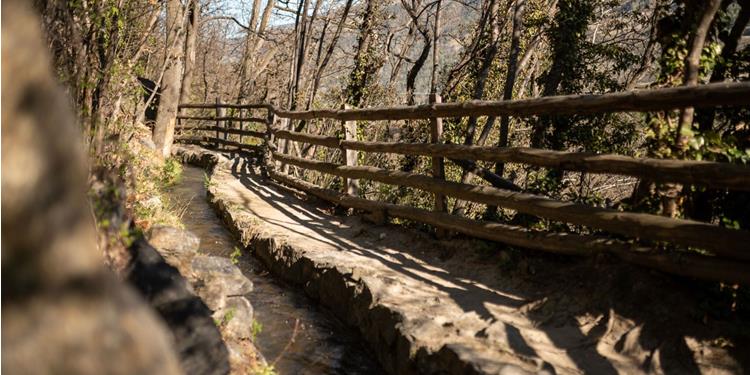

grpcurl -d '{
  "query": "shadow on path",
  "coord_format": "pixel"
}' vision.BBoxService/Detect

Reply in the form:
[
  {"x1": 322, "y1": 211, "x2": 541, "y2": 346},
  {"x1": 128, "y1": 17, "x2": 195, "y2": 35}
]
[{"x1": 198, "y1": 151, "x2": 747, "y2": 374}]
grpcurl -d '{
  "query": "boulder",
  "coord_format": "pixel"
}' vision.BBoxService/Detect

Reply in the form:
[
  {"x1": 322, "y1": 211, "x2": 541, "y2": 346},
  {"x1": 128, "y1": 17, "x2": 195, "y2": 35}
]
[
  {"x1": 217, "y1": 296, "x2": 255, "y2": 340},
  {"x1": 148, "y1": 225, "x2": 201, "y2": 257},
  {"x1": 191, "y1": 256, "x2": 253, "y2": 311}
]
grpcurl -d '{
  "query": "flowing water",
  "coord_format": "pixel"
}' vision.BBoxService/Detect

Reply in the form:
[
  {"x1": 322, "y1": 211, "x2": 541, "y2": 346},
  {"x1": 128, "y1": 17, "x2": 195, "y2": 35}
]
[{"x1": 167, "y1": 166, "x2": 382, "y2": 375}]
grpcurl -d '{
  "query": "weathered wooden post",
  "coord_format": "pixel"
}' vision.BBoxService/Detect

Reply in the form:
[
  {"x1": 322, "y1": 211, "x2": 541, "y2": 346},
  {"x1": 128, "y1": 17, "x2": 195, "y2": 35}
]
[
  {"x1": 342, "y1": 104, "x2": 359, "y2": 196},
  {"x1": 263, "y1": 107, "x2": 277, "y2": 178},
  {"x1": 214, "y1": 97, "x2": 222, "y2": 149},
  {"x1": 223, "y1": 109, "x2": 229, "y2": 142},
  {"x1": 280, "y1": 117, "x2": 291, "y2": 174},
  {"x1": 430, "y1": 93, "x2": 447, "y2": 237},
  {"x1": 238, "y1": 106, "x2": 244, "y2": 144},
  {"x1": 176, "y1": 107, "x2": 182, "y2": 139}
]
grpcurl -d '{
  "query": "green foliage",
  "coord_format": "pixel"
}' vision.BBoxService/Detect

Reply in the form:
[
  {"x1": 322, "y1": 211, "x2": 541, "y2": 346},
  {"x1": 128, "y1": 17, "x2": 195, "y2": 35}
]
[
  {"x1": 203, "y1": 172, "x2": 215, "y2": 190},
  {"x1": 230, "y1": 246, "x2": 242, "y2": 265},
  {"x1": 250, "y1": 319, "x2": 263, "y2": 341},
  {"x1": 222, "y1": 308, "x2": 237, "y2": 326},
  {"x1": 161, "y1": 157, "x2": 183, "y2": 187},
  {"x1": 252, "y1": 365, "x2": 277, "y2": 375}
]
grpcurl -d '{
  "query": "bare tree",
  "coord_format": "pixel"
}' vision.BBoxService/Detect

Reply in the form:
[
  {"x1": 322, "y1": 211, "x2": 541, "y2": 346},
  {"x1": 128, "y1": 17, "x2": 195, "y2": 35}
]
[
  {"x1": 430, "y1": 0, "x2": 442, "y2": 95},
  {"x1": 345, "y1": 0, "x2": 387, "y2": 107},
  {"x1": 291, "y1": 0, "x2": 313, "y2": 109},
  {"x1": 401, "y1": 0, "x2": 432, "y2": 105},
  {"x1": 495, "y1": 0, "x2": 525, "y2": 176},
  {"x1": 307, "y1": 0, "x2": 355, "y2": 109},
  {"x1": 153, "y1": 0, "x2": 187, "y2": 157},
  {"x1": 180, "y1": 0, "x2": 201, "y2": 105},
  {"x1": 674, "y1": 0, "x2": 722, "y2": 151}
]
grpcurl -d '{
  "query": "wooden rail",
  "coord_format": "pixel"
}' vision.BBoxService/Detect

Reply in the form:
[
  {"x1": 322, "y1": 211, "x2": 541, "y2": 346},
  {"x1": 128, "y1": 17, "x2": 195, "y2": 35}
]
[
  {"x1": 269, "y1": 170, "x2": 750, "y2": 285},
  {"x1": 176, "y1": 126, "x2": 265, "y2": 139},
  {"x1": 273, "y1": 130, "x2": 750, "y2": 191},
  {"x1": 176, "y1": 115, "x2": 267, "y2": 123},
  {"x1": 273, "y1": 152, "x2": 750, "y2": 260},
  {"x1": 273, "y1": 82, "x2": 750, "y2": 120},
  {"x1": 175, "y1": 82, "x2": 750, "y2": 284},
  {"x1": 181, "y1": 82, "x2": 749, "y2": 120},
  {"x1": 177, "y1": 136, "x2": 263, "y2": 153}
]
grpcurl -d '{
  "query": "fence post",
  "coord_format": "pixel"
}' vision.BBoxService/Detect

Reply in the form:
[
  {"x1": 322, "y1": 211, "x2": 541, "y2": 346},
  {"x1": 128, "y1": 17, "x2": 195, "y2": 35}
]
[
  {"x1": 430, "y1": 93, "x2": 447, "y2": 236},
  {"x1": 342, "y1": 104, "x2": 359, "y2": 196},
  {"x1": 263, "y1": 107, "x2": 276, "y2": 178},
  {"x1": 223, "y1": 109, "x2": 229, "y2": 142},
  {"x1": 214, "y1": 97, "x2": 223, "y2": 149},
  {"x1": 280, "y1": 117, "x2": 291, "y2": 173},
  {"x1": 238, "y1": 106, "x2": 244, "y2": 144}
]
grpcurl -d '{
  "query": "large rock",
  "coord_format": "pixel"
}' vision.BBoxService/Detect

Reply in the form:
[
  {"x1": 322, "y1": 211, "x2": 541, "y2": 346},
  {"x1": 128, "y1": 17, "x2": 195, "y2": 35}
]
[
  {"x1": 191, "y1": 256, "x2": 254, "y2": 311},
  {"x1": 148, "y1": 225, "x2": 201, "y2": 257},
  {"x1": 147, "y1": 225, "x2": 201, "y2": 272},
  {"x1": 218, "y1": 296, "x2": 255, "y2": 340}
]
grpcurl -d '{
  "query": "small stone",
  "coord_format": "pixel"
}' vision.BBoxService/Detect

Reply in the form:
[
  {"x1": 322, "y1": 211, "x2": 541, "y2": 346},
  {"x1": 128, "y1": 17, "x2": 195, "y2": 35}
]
[
  {"x1": 139, "y1": 136, "x2": 156, "y2": 150},
  {"x1": 143, "y1": 196, "x2": 163, "y2": 210}
]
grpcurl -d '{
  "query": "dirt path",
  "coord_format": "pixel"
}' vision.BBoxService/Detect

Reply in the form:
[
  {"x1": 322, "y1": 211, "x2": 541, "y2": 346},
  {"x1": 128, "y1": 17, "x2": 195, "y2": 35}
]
[{"x1": 176, "y1": 144, "x2": 747, "y2": 375}]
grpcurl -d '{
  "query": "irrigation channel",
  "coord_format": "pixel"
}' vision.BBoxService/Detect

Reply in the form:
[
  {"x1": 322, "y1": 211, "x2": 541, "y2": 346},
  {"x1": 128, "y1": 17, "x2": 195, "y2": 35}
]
[{"x1": 167, "y1": 166, "x2": 383, "y2": 374}]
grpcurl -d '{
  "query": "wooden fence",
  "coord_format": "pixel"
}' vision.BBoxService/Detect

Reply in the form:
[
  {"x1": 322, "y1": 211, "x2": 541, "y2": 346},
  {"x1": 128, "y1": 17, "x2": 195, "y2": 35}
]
[{"x1": 176, "y1": 81, "x2": 750, "y2": 285}]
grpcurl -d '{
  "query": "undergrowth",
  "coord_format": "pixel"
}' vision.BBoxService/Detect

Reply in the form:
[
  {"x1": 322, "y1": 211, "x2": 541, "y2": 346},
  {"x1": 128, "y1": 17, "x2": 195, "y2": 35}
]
[{"x1": 123, "y1": 137, "x2": 184, "y2": 230}]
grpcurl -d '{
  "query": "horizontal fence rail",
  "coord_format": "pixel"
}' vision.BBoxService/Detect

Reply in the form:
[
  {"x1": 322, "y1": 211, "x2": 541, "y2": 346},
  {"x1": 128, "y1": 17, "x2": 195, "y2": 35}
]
[
  {"x1": 174, "y1": 81, "x2": 750, "y2": 285},
  {"x1": 176, "y1": 126, "x2": 265, "y2": 139},
  {"x1": 273, "y1": 82, "x2": 750, "y2": 120},
  {"x1": 177, "y1": 136, "x2": 264, "y2": 152},
  {"x1": 178, "y1": 103, "x2": 272, "y2": 109},
  {"x1": 272, "y1": 152, "x2": 750, "y2": 260},
  {"x1": 274, "y1": 130, "x2": 750, "y2": 191},
  {"x1": 181, "y1": 82, "x2": 750, "y2": 121},
  {"x1": 176, "y1": 115, "x2": 267, "y2": 123},
  {"x1": 269, "y1": 170, "x2": 750, "y2": 285}
]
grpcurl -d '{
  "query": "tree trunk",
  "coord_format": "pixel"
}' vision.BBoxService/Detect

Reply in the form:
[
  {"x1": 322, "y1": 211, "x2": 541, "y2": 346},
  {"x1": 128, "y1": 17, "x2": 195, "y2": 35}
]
[
  {"x1": 307, "y1": 0, "x2": 353, "y2": 109},
  {"x1": 495, "y1": 0, "x2": 525, "y2": 177},
  {"x1": 461, "y1": 0, "x2": 500, "y2": 147},
  {"x1": 153, "y1": 0, "x2": 186, "y2": 158},
  {"x1": 402, "y1": 0, "x2": 432, "y2": 105},
  {"x1": 345, "y1": 0, "x2": 384, "y2": 107},
  {"x1": 430, "y1": 0, "x2": 442, "y2": 95},
  {"x1": 236, "y1": 0, "x2": 262, "y2": 101},
  {"x1": 179, "y1": 0, "x2": 199, "y2": 105},
  {"x1": 452, "y1": 0, "x2": 504, "y2": 216},
  {"x1": 291, "y1": 0, "x2": 312, "y2": 110},
  {"x1": 286, "y1": 0, "x2": 305, "y2": 110},
  {"x1": 674, "y1": 0, "x2": 722, "y2": 150},
  {"x1": 662, "y1": 0, "x2": 721, "y2": 218},
  {"x1": 699, "y1": 1, "x2": 750, "y2": 131}
]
